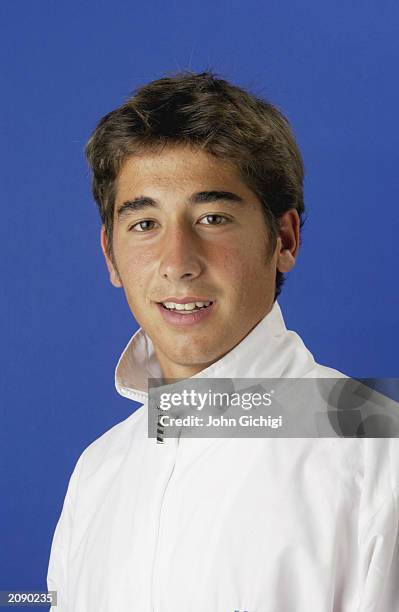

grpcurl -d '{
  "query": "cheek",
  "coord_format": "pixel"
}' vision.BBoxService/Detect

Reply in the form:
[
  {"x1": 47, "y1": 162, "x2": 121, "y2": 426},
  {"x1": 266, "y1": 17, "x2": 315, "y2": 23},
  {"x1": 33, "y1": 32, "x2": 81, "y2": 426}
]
[
  {"x1": 216, "y1": 239, "x2": 271, "y2": 281},
  {"x1": 117, "y1": 239, "x2": 155, "y2": 268},
  {"x1": 221, "y1": 245, "x2": 275, "y2": 313},
  {"x1": 115, "y1": 242, "x2": 156, "y2": 284}
]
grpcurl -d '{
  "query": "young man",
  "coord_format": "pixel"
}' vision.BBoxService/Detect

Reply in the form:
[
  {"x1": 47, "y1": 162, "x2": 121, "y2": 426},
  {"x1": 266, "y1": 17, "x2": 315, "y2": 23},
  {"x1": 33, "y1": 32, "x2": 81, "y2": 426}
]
[{"x1": 47, "y1": 72, "x2": 398, "y2": 611}]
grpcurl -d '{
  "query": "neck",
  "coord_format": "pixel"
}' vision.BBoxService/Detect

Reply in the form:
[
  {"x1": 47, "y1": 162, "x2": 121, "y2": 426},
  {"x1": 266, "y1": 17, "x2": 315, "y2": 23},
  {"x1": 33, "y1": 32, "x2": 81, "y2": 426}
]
[
  {"x1": 156, "y1": 356, "x2": 216, "y2": 381},
  {"x1": 154, "y1": 306, "x2": 275, "y2": 381}
]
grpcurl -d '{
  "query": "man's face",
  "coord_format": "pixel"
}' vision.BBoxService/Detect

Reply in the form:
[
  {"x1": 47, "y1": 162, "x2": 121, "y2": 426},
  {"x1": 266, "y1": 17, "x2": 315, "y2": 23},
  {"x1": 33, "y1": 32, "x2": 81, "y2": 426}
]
[{"x1": 101, "y1": 145, "x2": 296, "y2": 378}]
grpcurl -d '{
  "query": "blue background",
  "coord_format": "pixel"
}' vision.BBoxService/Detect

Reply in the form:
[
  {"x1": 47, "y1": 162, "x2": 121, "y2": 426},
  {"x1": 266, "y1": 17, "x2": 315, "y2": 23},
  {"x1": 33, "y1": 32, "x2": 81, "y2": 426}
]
[{"x1": 1, "y1": 0, "x2": 398, "y2": 601}]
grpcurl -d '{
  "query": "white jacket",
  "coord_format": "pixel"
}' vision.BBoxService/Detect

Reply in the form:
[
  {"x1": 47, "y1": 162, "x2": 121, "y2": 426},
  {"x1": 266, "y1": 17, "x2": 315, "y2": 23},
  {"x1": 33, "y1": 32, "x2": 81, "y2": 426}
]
[{"x1": 47, "y1": 302, "x2": 399, "y2": 611}]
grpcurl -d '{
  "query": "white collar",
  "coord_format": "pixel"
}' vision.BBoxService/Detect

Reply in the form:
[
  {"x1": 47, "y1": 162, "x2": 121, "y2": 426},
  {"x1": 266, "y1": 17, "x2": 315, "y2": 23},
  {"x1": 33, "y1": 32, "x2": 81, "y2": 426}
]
[{"x1": 114, "y1": 301, "x2": 316, "y2": 404}]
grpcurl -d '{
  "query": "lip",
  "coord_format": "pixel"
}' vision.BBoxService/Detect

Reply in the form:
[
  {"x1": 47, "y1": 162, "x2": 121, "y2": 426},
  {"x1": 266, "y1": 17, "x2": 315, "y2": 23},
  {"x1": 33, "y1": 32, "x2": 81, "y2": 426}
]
[
  {"x1": 155, "y1": 300, "x2": 216, "y2": 327},
  {"x1": 156, "y1": 296, "x2": 214, "y2": 304}
]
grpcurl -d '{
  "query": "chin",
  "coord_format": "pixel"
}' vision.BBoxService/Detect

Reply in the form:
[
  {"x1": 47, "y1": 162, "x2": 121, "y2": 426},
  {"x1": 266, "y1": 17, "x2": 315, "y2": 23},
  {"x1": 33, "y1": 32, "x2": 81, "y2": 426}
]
[{"x1": 166, "y1": 345, "x2": 220, "y2": 368}]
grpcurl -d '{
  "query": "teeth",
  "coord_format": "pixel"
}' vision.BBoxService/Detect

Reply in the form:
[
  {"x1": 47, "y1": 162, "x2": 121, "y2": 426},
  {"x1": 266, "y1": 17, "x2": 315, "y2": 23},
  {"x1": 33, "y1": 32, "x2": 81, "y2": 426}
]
[{"x1": 162, "y1": 301, "x2": 212, "y2": 311}]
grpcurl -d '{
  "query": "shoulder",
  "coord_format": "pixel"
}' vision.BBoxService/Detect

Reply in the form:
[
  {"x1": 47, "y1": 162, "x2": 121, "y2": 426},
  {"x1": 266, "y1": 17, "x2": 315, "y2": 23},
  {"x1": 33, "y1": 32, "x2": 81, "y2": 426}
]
[
  {"x1": 303, "y1": 360, "x2": 348, "y2": 379},
  {"x1": 77, "y1": 404, "x2": 146, "y2": 477}
]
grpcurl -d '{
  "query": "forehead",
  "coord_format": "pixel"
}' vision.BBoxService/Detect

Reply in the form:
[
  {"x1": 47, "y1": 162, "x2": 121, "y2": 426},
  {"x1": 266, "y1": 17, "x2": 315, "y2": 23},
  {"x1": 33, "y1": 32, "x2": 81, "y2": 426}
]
[{"x1": 115, "y1": 145, "x2": 251, "y2": 201}]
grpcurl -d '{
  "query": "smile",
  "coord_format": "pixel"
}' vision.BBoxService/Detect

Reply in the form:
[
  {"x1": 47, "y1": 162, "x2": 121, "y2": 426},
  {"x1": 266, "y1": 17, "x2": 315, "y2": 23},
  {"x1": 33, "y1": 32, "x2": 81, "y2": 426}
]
[
  {"x1": 161, "y1": 300, "x2": 213, "y2": 312},
  {"x1": 155, "y1": 300, "x2": 216, "y2": 326}
]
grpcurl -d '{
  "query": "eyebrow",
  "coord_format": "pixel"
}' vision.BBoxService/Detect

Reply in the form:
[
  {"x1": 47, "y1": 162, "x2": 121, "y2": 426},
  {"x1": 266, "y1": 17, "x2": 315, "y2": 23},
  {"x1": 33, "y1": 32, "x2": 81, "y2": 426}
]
[{"x1": 116, "y1": 190, "x2": 244, "y2": 219}]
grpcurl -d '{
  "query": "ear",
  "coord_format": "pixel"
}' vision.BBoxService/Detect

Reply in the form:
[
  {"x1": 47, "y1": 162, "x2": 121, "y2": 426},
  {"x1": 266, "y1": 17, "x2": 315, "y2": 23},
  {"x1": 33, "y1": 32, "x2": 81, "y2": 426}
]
[
  {"x1": 276, "y1": 209, "x2": 300, "y2": 273},
  {"x1": 100, "y1": 225, "x2": 122, "y2": 288}
]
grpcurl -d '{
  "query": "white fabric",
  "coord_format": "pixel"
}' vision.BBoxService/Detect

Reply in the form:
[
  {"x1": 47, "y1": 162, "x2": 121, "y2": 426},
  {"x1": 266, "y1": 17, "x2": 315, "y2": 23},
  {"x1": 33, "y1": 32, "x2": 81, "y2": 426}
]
[{"x1": 47, "y1": 301, "x2": 399, "y2": 611}]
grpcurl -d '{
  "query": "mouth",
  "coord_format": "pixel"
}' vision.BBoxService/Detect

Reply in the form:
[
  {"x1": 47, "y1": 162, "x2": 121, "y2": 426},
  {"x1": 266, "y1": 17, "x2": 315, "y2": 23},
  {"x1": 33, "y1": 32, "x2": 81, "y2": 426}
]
[
  {"x1": 155, "y1": 299, "x2": 216, "y2": 326},
  {"x1": 159, "y1": 299, "x2": 213, "y2": 313}
]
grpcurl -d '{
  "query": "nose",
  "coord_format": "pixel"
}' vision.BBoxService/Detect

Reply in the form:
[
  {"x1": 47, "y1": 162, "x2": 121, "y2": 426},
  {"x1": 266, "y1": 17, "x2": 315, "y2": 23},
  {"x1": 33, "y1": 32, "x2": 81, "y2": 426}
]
[{"x1": 158, "y1": 222, "x2": 204, "y2": 282}]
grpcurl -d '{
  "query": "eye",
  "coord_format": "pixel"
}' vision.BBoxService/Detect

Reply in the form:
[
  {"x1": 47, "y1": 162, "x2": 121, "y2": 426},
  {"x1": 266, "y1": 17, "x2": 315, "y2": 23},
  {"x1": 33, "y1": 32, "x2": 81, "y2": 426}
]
[
  {"x1": 199, "y1": 214, "x2": 230, "y2": 225},
  {"x1": 129, "y1": 219, "x2": 158, "y2": 232}
]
